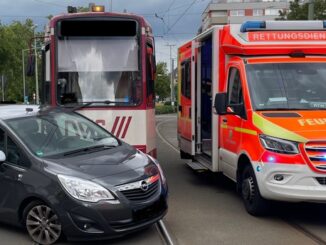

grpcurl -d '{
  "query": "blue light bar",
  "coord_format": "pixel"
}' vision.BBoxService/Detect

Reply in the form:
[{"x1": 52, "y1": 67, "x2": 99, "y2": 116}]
[{"x1": 240, "y1": 21, "x2": 266, "y2": 33}]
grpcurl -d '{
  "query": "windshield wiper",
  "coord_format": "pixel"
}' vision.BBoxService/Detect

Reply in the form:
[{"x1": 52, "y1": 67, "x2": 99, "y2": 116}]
[
  {"x1": 63, "y1": 144, "x2": 117, "y2": 156},
  {"x1": 256, "y1": 108, "x2": 313, "y2": 111},
  {"x1": 62, "y1": 100, "x2": 130, "y2": 111}
]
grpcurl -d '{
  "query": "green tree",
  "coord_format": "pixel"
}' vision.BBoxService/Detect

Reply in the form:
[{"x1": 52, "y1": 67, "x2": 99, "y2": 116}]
[
  {"x1": 278, "y1": 0, "x2": 326, "y2": 20},
  {"x1": 155, "y1": 62, "x2": 170, "y2": 101},
  {"x1": 77, "y1": 6, "x2": 90, "y2": 12},
  {"x1": 0, "y1": 19, "x2": 39, "y2": 102}
]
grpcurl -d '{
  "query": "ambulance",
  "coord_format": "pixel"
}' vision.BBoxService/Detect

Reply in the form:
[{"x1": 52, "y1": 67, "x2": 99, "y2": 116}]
[{"x1": 177, "y1": 21, "x2": 326, "y2": 215}]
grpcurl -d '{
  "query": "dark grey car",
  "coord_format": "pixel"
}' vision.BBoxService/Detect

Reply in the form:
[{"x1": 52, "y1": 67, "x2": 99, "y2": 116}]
[{"x1": 0, "y1": 105, "x2": 168, "y2": 244}]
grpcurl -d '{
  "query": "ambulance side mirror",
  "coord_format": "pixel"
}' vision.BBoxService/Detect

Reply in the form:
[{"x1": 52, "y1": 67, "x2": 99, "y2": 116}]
[{"x1": 214, "y1": 93, "x2": 227, "y2": 115}]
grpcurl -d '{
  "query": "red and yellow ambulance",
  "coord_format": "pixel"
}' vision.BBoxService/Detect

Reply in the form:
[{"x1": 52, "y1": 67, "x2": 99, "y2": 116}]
[{"x1": 178, "y1": 21, "x2": 326, "y2": 215}]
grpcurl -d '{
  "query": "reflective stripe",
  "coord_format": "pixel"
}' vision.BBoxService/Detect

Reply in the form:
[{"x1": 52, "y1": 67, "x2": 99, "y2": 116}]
[
  {"x1": 234, "y1": 127, "x2": 257, "y2": 135},
  {"x1": 253, "y1": 112, "x2": 307, "y2": 143},
  {"x1": 221, "y1": 124, "x2": 257, "y2": 135}
]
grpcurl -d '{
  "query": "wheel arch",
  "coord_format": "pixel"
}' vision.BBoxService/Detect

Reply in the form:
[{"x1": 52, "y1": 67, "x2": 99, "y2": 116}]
[
  {"x1": 236, "y1": 152, "x2": 253, "y2": 192},
  {"x1": 18, "y1": 195, "x2": 51, "y2": 224}
]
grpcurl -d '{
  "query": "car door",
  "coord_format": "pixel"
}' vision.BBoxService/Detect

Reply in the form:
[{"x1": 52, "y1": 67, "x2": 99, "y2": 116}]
[
  {"x1": 0, "y1": 130, "x2": 30, "y2": 221},
  {"x1": 220, "y1": 66, "x2": 246, "y2": 180}
]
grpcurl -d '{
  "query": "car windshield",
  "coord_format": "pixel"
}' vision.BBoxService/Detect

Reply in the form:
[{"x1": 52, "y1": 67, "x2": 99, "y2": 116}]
[
  {"x1": 246, "y1": 63, "x2": 326, "y2": 110},
  {"x1": 57, "y1": 38, "x2": 141, "y2": 106},
  {"x1": 6, "y1": 112, "x2": 119, "y2": 158}
]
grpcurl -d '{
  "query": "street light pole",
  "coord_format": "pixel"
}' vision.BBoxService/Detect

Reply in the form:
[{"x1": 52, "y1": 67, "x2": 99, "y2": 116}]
[
  {"x1": 308, "y1": 0, "x2": 314, "y2": 20},
  {"x1": 33, "y1": 25, "x2": 39, "y2": 104},
  {"x1": 166, "y1": 44, "x2": 176, "y2": 106},
  {"x1": 22, "y1": 48, "x2": 35, "y2": 104},
  {"x1": 171, "y1": 58, "x2": 175, "y2": 105},
  {"x1": 22, "y1": 49, "x2": 26, "y2": 102},
  {"x1": 1, "y1": 75, "x2": 4, "y2": 102}
]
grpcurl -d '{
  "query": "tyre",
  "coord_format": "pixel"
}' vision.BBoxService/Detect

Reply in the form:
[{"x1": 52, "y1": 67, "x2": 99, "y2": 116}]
[
  {"x1": 241, "y1": 164, "x2": 270, "y2": 216},
  {"x1": 23, "y1": 201, "x2": 62, "y2": 245}
]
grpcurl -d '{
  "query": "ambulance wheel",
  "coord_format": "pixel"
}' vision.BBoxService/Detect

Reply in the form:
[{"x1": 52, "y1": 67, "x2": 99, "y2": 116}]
[
  {"x1": 241, "y1": 164, "x2": 270, "y2": 216},
  {"x1": 180, "y1": 150, "x2": 192, "y2": 159}
]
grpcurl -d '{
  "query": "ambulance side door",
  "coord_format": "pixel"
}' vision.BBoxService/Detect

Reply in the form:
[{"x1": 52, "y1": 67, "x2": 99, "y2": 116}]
[
  {"x1": 220, "y1": 66, "x2": 246, "y2": 180},
  {"x1": 178, "y1": 59, "x2": 192, "y2": 154}
]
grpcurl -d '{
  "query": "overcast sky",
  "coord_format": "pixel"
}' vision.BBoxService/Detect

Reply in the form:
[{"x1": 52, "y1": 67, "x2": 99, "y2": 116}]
[{"x1": 0, "y1": 0, "x2": 209, "y2": 70}]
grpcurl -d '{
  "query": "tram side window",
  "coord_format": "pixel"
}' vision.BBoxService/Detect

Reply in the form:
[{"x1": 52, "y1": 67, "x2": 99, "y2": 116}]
[
  {"x1": 146, "y1": 43, "x2": 155, "y2": 107},
  {"x1": 181, "y1": 60, "x2": 191, "y2": 99},
  {"x1": 41, "y1": 44, "x2": 51, "y2": 105}
]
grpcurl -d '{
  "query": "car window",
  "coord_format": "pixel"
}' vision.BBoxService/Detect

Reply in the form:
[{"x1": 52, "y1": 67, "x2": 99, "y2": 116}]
[
  {"x1": 181, "y1": 59, "x2": 191, "y2": 99},
  {"x1": 6, "y1": 136, "x2": 28, "y2": 167},
  {"x1": 228, "y1": 67, "x2": 243, "y2": 105},
  {"x1": 0, "y1": 128, "x2": 4, "y2": 152}
]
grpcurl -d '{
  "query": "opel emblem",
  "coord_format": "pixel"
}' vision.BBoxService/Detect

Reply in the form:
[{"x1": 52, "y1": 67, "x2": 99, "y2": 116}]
[{"x1": 140, "y1": 180, "x2": 149, "y2": 191}]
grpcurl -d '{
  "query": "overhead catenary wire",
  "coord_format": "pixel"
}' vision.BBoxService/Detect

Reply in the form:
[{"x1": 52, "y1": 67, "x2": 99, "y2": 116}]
[
  {"x1": 166, "y1": 0, "x2": 200, "y2": 34},
  {"x1": 162, "y1": 0, "x2": 178, "y2": 18}
]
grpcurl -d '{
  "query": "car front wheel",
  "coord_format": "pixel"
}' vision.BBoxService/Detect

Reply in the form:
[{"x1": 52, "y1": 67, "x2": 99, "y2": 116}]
[
  {"x1": 24, "y1": 201, "x2": 62, "y2": 245},
  {"x1": 241, "y1": 164, "x2": 270, "y2": 216}
]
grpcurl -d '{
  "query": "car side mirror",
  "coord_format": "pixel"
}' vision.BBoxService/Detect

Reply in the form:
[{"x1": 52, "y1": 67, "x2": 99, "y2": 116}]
[
  {"x1": 214, "y1": 93, "x2": 227, "y2": 115},
  {"x1": 0, "y1": 151, "x2": 6, "y2": 163}
]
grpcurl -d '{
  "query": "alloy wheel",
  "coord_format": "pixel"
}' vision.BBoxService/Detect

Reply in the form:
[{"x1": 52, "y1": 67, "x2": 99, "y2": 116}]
[{"x1": 26, "y1": 205, "x2": 62, "y2": 245}]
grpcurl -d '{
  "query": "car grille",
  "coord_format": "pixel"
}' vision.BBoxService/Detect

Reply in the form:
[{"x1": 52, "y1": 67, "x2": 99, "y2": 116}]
[
  {"x1": 117, "y1": 174, "x2": 160, "y2": 202},
  {"x1": 315, "y1": 177, "x2": 326, "y2": 185},
  {"x1": 305, "y1": 142, "x2": 326, "y2": 172},
  {"x1": 121, "y1": 181, "x2": 159, "y2": 201}
]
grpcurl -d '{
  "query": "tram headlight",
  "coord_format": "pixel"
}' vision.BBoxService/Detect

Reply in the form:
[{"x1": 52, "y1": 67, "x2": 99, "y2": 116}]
[{"x1": 92, "y1": 5, "x2": 105, "y2": 12}]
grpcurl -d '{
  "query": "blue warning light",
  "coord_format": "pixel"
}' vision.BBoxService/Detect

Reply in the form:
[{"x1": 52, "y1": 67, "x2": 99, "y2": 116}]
[
  {"x1": 240, "y1": 21, "x2": 266, "y2": 33},
  {"x1": 267, "y1": 156, "x2": 276, "y2": 162}
]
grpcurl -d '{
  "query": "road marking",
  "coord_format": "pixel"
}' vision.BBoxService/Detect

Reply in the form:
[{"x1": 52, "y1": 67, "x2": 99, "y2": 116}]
[
  {"x1": 156, "y1": 220, "x2": 175, "y2": 245},
  {"x1": 156, "y1": 118, "x2": 180, "y2": 154}
]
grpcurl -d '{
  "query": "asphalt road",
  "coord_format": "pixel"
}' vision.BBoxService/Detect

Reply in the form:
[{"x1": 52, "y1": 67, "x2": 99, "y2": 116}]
[
  {"x1": 1, "y1": 114, "x2": 326, "y2": 244},
  {"x1": 157, "y1": 114, "x2": 326, "y2": 245}
]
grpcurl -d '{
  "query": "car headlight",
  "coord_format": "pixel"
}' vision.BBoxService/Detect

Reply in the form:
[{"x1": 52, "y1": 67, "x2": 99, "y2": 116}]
[
  {"x1": 259, "y1": 135, "x2": 299, "y2": 154},
  {"x1": 58, "y1": 175, "x2": 115, "y2": 203},
  {"x1": 147, "y1": 155, "x2": 166, "y2": 184}
]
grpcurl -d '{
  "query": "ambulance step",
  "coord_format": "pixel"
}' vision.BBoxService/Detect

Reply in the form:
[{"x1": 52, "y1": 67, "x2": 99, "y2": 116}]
[{"x1": 186, "y1": 161, "x2": 208, "y2": 171}]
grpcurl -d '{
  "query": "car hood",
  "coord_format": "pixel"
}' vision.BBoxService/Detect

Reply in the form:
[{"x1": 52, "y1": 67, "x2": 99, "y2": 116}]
[
  {"x1": 43, "y1": 144, "x2": 153, "y2": 185},
  {"x1": 253, "y1": 111, "x2": 326, "y2": 142}
]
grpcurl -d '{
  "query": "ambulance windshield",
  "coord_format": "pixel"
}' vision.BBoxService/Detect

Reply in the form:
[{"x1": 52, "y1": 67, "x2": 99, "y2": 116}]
[{"x1": 246, "y1": 63, "x2": 326, "y2": 110}]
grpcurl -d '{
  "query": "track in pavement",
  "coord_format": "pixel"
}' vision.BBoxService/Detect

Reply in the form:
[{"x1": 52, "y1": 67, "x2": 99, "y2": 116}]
[
  {"x1": 156, "y1": 114, "x2": 326, "y2": 245},
  {"x1": 0, "y1": 220, "x2": 168, "y2": 245}
]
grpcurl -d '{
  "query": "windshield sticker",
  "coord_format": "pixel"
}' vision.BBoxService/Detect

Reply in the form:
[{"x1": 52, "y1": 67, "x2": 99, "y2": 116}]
[
  {"x1": 298, "y1": 119, "x2": 326, "y2": 126},
  {"x1": 268, "y1": 97, "x2": 287, "y2": 102},
  {"x1": 310, "y1": 102, "x2": 326, "y2": 109},
  {"x1": 36, "y1": 150, "x2": 44, "y2": 157}
]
